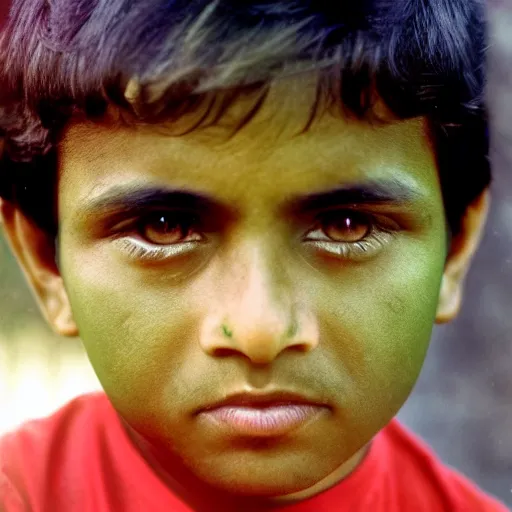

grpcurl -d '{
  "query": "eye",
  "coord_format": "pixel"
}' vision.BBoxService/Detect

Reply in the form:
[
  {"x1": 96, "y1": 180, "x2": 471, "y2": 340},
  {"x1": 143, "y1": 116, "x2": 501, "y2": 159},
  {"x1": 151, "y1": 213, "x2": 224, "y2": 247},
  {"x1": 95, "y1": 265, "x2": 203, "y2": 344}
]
[
  {"x1": 303, "y1": 210, "x2": 397, "y2": 260},
  {"x1": 138, "y1": 212, "x2": 202, "y2": 245},
  {"x1": 320, "y1": 211, "x2": 372, "y2": 243},
  {"x1": 112, "y1": 211, "x2": 205, "y2": 263}
]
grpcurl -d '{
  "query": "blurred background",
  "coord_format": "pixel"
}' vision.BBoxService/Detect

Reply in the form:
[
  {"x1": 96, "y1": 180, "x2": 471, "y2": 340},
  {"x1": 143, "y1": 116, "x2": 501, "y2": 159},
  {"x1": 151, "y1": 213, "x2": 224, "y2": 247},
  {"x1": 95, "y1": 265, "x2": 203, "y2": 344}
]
[{"x1": 1, "y1": 1, "x2": 512, "y2": 509}]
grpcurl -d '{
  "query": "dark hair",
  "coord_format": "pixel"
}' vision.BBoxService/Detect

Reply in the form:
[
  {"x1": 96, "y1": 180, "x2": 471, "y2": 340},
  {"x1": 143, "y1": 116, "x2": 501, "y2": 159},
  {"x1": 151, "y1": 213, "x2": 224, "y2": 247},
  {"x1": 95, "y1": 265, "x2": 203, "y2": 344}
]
[{"x1": 0, "y1": 0, "x2": 490, "y2": 238}]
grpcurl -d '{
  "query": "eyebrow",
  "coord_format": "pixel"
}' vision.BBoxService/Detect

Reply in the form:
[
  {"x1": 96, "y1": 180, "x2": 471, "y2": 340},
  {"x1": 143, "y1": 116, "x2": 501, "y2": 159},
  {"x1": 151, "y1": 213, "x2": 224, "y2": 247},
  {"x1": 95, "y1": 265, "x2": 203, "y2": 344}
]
[
  {"x1": 284, "y1": 178, "x2": 424, "y2": 215},
  {"x1": 76, "y1": 178, "x2": 424, "y2": 222},
  {"x1": 78, "y1": 186, "x2": 219, "y2": 217}
]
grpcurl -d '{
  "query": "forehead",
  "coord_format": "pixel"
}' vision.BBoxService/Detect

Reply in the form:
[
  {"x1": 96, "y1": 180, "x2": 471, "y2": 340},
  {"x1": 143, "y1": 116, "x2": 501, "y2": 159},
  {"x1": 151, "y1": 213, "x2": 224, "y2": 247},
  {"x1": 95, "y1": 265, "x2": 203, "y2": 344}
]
[{"x1": 58, "y1": 78, "x2": 440, "y2": 206}]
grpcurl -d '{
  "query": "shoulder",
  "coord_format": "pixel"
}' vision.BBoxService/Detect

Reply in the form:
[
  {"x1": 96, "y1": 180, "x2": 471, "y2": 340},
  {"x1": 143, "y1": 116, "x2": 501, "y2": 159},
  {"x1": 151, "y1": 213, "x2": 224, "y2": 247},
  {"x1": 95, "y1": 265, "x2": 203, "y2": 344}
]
[
  {"x1": 380, "y1": 420, "x2": 509, "y2": 511},
  {"x1": 0, "y1": 392, "x2": 111, "y2": 510},
  {"x1": 0, "y1": 392, "x2": 109, "y2": 463},
  {"x1": 0, "y1": 471, "x2": 26, "y2": 511}
]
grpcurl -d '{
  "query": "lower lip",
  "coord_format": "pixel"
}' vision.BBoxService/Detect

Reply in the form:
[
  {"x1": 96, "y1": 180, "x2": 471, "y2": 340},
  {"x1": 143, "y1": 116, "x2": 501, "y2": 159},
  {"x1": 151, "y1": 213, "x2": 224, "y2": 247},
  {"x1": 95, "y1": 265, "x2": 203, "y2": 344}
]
[{"x1": 199, "y1": 404, "x2": 325, "y2": 437}]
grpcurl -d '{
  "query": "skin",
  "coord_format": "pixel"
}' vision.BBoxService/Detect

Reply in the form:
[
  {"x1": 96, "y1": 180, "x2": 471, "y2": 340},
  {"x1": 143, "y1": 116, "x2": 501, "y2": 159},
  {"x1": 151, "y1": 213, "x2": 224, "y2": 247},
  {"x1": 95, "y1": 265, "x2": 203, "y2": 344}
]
[{"x1": 1, "y1": 76, "x2": 489, "y2": 510}]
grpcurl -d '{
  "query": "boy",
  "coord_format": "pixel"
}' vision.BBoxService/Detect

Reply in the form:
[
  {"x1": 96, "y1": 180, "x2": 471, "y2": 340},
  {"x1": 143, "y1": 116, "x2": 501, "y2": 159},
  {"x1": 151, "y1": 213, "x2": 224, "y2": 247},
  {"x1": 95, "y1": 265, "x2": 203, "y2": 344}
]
[{"x1": 0, "y1": 0, "x2": 508, "y2": 510}]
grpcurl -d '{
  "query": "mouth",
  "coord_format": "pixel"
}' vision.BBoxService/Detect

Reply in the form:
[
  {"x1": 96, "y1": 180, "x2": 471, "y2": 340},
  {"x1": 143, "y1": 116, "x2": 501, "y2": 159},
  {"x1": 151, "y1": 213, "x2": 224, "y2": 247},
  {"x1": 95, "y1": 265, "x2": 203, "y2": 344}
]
[{"x1": 197, "y1": 390, "x2": 330, "y2": 438}]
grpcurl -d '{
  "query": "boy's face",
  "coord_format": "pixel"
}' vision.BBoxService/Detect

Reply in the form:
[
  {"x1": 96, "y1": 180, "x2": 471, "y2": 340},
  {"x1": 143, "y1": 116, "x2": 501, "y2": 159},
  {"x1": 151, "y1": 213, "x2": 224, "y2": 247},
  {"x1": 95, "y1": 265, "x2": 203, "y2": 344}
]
[{"x1": 1, "y1": 78, "x2": 488, "y2": 501}]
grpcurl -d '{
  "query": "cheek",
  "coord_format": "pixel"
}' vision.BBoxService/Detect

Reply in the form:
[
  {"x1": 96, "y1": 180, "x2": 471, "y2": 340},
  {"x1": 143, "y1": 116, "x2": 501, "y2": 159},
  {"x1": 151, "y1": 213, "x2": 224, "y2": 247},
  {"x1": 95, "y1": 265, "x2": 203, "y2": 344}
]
[
  {"x1": 61, "y1": 250, "x2": 198, "y2": 407},
  {"x1": 323, "y1": 244, "x2": 445, "y2": 425}
]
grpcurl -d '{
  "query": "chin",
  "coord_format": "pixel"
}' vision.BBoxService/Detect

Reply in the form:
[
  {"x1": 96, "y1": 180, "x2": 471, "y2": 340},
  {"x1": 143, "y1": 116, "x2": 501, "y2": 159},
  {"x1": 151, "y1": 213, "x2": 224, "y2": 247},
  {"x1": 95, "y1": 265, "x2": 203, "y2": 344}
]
[
  {"x1": 191, "y1": 457, "x2": 329, "y2": 498},
  {"x1": 210, "y1": 476, "x2": 313, "y2": 498}
]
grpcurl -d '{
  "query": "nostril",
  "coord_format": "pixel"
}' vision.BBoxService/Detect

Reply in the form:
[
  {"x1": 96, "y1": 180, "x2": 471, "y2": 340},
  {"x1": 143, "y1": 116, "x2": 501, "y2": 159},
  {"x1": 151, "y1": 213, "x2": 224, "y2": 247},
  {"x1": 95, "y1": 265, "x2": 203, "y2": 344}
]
[
  {"x1": 288, "y1": 342, "x2": 312, "y2": 354},
  {"x1": 209, "y1": 347, "x2": 275, "y2": 366},
  {"x1": 210, "y1": 347, "x2": 240, "y2": 358}
]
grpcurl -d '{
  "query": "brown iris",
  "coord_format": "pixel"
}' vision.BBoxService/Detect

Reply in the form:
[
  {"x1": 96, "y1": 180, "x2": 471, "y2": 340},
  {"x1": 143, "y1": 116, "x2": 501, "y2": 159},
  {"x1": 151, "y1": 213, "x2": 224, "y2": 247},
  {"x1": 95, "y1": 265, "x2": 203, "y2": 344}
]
[
  {"x1": 321, "y1": 211, "x2": 371, "y2": 243},
  {"x1": 140, "y1": 213, "x2": 196, "y2": 245}
]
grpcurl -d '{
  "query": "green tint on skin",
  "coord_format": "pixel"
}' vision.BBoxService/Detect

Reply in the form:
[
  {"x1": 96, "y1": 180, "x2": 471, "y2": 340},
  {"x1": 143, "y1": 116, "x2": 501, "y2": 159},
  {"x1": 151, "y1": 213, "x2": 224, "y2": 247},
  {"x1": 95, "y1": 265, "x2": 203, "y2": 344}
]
[
  {"x1": 56, "y1": 77, "x2": 448, "y2": 505},
  {"x1": 222, "y1": 324, "x2": 233, "y2": 338}
]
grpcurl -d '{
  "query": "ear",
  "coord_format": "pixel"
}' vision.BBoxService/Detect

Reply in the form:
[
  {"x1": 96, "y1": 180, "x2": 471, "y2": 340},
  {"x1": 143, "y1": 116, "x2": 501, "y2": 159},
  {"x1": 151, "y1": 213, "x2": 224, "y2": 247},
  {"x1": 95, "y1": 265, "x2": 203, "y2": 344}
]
[
  {"x1": 0, "y1": 200, "x2": 78, "y2": 336},
  {"x1": 436, "y1": 189, "x2": 490, "y2": 324}
]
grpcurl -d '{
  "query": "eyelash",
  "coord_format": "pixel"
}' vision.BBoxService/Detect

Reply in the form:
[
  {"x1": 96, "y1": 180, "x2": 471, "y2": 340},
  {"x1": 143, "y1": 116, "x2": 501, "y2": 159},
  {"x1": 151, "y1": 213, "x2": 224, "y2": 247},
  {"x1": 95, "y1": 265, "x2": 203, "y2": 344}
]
[
  {"x1": 303, "y1": 216, "x2": 396, "y2": 261},
  {"x1": 113, "y1": 237, "x2": 201, "y2": 262},
  {"x1": 112, "y1": 211, "x2": 397, "y2": 262}
]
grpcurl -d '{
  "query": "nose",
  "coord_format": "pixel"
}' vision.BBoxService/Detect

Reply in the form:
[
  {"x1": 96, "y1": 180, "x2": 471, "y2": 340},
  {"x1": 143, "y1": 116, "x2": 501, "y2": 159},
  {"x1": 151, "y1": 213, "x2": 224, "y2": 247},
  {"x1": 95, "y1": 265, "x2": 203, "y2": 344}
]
[{"x1": 199, "y1": 244, "x2": 319, "y2": 365}]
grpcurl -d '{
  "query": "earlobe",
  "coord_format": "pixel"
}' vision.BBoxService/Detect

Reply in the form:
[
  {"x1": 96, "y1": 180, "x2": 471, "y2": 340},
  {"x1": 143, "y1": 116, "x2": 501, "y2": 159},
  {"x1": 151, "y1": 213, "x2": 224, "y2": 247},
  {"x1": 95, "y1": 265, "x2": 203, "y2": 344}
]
[
  {"x1": 0, "y1": 201, "x2": 79, "y2": 337},
  {"x1": 436, "y1": 274, "x2": 462, "y2": 324},
  {"x1": 435, "y1": 189, "x2": 490, "y2": 324},
  {"x1": 45, "y1": 282, "x2": 79, "y2": 336}
]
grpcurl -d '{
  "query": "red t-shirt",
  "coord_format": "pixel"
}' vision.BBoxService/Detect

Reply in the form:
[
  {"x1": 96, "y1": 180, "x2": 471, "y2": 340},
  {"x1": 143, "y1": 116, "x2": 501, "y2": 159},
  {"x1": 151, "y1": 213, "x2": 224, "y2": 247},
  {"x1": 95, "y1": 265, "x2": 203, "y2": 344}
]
[{"x1": 0, "y1": 392, "x2": 508, "y2": 511}]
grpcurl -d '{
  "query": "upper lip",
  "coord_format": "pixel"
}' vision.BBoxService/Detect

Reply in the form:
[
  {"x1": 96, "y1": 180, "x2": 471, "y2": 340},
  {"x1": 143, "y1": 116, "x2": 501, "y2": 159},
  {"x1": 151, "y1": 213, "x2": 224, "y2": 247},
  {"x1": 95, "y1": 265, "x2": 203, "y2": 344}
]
[{"x1": 199, "y1": 390, "x2": 327, "y2": 412}]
